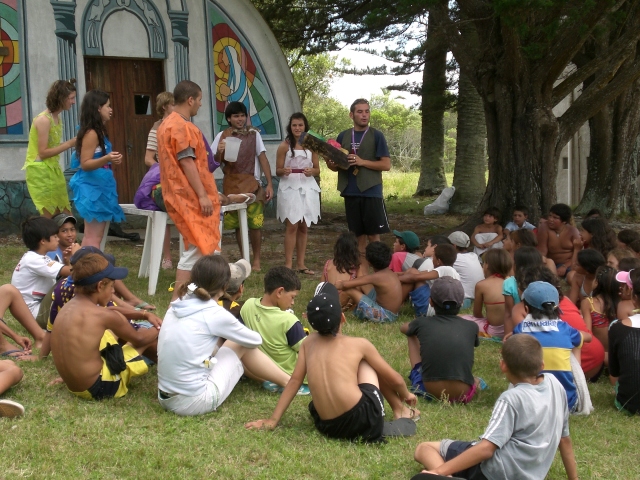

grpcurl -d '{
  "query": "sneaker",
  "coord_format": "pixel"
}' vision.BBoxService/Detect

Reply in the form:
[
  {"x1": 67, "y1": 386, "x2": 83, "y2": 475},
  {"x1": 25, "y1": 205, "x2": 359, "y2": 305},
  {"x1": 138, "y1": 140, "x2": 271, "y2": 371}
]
[
  {"x1": 296, "y1": 384, "x2": 310, "y2": 396},
  {"x1": 262, "y1": 381, "x2": 283, "y2": 393},
  {"x1": 162, "y1": 259, "x2": 173, "y2": 270},
  {"x1": 0, "y1": 399, "x2": 25, "y2": 418}
]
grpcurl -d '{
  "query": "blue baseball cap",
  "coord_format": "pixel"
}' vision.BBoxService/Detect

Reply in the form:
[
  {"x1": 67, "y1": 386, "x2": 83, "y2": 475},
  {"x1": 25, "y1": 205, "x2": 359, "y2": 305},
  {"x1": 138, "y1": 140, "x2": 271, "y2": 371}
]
[{"x1": 522, "y1": 281, "x2": 559, "y2": 310}]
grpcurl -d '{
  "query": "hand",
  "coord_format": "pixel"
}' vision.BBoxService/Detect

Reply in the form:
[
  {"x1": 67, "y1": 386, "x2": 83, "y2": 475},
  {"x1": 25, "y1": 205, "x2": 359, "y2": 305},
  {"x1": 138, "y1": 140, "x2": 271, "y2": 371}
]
[
  {"x1": 265, "y1": 185, "x2": 274, "y2": 201},
  {"x1": 66, "y1": 136, "x2": 77, "y2": 148},
  {"x1": 63, "y1": 242, "x2": 81, "y2": 264},
  {"x1": 282, "y1": 168, "x2": 292, "y2": 177},
  {"x1": 245, "y1": 419, "x2": 277, "y2": 430},
  {"x1": 145, "y1": 312, "x2": 163, "y2": 329},
  {"x1": 16, "y1": 336, "x2": 32, "y2": 351},
  {"x1": 198, "y1": 195, "x2": 213, "y2": 217},
  {"x1": 502, "y1": 332, "x2": 513, "y2": 342},
  {"x1": 217, "y1": 139, "x2": 226, "y2": 154},
  {"x1": 303, "y1": 168, "x2": 314, "y2": 177},
  {"x1": 573, "y1": 237, "x2": 584, "y2": 250},
  {"x1": 108, "y1": 152, "x2": 123, "y2": 165},
  {"x1": 348, "y1": 154, "x2": 364, "y2": 166},
  {"x1": 404, "y1": 392, "x2": 417, "y2": 406},
  {"x1": 48, "y1": 377, "x2": 65, "y2": 386}
]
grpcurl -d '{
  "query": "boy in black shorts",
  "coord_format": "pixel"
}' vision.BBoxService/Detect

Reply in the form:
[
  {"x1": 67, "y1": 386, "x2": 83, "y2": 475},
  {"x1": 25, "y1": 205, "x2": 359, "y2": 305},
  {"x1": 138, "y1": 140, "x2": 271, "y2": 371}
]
[{"x1": 245, "y1": 282, "x2": 418, "y2": 442}]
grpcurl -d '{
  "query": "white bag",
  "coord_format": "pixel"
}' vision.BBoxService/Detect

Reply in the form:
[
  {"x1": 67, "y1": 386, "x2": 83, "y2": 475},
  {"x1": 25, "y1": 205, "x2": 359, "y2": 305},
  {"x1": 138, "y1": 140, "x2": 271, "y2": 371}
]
[{"x1": 423, "y1": 186, "x2": 455, "y2": 215}]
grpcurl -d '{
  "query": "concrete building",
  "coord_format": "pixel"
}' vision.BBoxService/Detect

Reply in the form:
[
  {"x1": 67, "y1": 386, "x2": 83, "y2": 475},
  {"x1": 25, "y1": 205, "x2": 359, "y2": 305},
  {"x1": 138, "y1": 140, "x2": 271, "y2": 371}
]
[{"x1": 0, "y1": 0, "x2": 300, "y2": 232}]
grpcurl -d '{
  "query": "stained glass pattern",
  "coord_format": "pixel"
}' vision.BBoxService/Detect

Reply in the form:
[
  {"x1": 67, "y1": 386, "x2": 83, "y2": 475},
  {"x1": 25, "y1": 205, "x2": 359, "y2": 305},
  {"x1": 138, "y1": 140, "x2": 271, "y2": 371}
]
[
  {"x1": 208, "y1": 4, "x2": 278, "y2": 137},
  {"x1": 0, "y1": 0, "x2": 23, "y2": 136}
]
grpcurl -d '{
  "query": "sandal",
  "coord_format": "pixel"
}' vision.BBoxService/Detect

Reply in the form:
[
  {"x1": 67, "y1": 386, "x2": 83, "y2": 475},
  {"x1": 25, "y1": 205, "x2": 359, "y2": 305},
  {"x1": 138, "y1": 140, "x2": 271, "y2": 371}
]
[
  {"x1": 297, "y1": 268, "x2": 315, "y2": 275},
  {"x1": 0, "y1": 399, "x2": 25, "y2": 418},
  {"x1": 134, "y1": 301, "x2": 156, "y2": 311},
  {"x1": 382, "y1": 418, "x2": 417, "y2": 438}
]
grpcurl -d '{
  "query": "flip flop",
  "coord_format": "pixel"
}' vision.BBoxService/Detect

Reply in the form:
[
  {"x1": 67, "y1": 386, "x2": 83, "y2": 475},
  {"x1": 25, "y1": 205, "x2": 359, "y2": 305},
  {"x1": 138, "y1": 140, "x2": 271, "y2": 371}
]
[
  {"x1": 0, "y1": 399, "x2": 25, "y2": 418},
  {"x1": 0, "y1": 349, "x2": 32, "y2": 359},
  {"x1": 382, "y1": 418, "x2": 417, "y2": 437},
  {"x1": 134, "y1": 302, "x2": 156, "y2": 311},
  {"x1": 229, "y1": 193, "x2": 256, "y2": 205},
  {"x1": 297, "y1": 268, "x2": 315, "y2": 275},
  {"x1": 411, "y1": 473, "x2": 465, "y2": 480}
]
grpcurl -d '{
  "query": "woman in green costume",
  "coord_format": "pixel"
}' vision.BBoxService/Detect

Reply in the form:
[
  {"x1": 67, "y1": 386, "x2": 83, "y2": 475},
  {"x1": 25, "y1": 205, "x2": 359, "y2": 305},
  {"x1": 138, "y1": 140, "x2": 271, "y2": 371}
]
[{"x1": 23, "y1": 79, "x2": 77, "y2": 218}]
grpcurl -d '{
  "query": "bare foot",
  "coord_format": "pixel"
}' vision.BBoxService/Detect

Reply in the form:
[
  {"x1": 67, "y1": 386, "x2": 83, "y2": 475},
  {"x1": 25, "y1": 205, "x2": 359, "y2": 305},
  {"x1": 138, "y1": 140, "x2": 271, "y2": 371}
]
[
  {"x1": 252, "y1": 264, "x2": 261, "y2": 273},
  {"x1": 395, "y1": 404, "x2": 421, "y2": 421},
  {"x1": 48, "y1": 377, "x2": 64, "y2": 386},
  {"x1": 34, "y1": 340, "x2": 43, "y2": 350}
]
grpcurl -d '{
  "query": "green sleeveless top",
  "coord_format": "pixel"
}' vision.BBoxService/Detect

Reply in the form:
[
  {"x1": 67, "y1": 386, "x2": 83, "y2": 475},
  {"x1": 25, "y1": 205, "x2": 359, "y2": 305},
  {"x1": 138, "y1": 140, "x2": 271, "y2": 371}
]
[{"x1": 23, "y1": 111, "x2": 63, "y2": 168}]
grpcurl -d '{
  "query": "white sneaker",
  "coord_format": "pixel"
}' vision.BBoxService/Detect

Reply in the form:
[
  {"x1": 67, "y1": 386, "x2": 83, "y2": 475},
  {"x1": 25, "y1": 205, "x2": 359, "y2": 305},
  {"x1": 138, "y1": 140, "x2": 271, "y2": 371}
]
[{"x1": 0, "y1": 399, "x2": 25, "y2": 418}]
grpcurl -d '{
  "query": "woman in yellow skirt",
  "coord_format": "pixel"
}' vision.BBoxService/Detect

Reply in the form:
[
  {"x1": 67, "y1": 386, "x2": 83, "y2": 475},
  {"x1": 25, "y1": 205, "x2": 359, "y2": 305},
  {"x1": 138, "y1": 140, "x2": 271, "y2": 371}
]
[{"x1": 23, "y1": 80, "x2": 77, "y2": 217}]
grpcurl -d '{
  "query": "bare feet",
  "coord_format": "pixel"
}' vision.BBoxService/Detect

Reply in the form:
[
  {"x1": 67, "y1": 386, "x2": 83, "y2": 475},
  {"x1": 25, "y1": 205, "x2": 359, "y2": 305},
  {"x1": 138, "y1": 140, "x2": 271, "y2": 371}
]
[
  {"x1": 0, "y1": 349, "x2": 37, "y2": 361},
  {"x1": 48, "y1": 377, "x2": 65, "y2": 386}
]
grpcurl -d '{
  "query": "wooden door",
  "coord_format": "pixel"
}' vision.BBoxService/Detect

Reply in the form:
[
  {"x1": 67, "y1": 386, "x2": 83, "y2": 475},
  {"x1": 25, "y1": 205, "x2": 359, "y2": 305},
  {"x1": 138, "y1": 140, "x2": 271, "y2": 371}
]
[{"x1": 84, "y1": 57, "x2": 165, "y2": 203}]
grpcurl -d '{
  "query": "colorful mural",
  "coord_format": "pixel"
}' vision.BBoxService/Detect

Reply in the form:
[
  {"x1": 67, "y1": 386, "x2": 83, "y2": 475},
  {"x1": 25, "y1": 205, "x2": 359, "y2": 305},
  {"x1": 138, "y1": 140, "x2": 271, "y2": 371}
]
[
  {"x1": 0, "y1": 0, "x2": 24, "y2": 137},
  {"x1": 208, "y1": 2, "x2": 279, "y2": 138}
]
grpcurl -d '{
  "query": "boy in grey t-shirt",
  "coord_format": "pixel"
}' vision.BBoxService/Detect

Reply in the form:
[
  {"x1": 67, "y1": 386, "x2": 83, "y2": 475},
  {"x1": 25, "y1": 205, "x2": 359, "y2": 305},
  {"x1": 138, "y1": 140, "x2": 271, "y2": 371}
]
[{"x1": 413, "y1": 335, "x2": 578, "y2": 480}]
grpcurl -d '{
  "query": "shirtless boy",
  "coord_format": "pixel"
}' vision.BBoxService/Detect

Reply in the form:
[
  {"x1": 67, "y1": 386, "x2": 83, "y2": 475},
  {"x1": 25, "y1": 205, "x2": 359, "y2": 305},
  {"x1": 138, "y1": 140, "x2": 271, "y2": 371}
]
[
  {"x1": 51, "y1": 254, "x2": 159, "y2": 400},
  {"x1": 337, "y1": 241, "x2": 402, "y2": 323},
  {"x1": 537, "y1": 204, "x2": 580, "y2": 277},
  {"x1": 245, "y1": 283, "x2": 418, "y2": 442}
]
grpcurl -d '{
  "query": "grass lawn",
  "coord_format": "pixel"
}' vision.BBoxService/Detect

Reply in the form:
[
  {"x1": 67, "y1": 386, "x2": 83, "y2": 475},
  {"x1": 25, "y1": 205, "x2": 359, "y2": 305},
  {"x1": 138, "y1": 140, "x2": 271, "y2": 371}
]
[{"x1": 2, "y1": 176, "x2": 639, "y2": 479}]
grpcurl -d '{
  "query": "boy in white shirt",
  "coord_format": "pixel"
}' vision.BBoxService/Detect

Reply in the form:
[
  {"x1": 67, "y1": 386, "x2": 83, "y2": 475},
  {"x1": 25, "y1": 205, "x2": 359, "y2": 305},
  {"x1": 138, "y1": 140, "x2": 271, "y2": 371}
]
[
  {"x1": 448, "y1": 231, "x2": 484, "y2": 309},
  {"x1": 11, "y1": 217, "x2": 74, "y2": 318}
]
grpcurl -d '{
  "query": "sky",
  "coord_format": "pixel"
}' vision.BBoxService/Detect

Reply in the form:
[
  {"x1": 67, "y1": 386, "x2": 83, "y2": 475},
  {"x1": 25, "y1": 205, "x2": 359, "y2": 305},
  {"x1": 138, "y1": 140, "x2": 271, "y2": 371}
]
[{"x1": 329, "y1": 47, "x2": 423, "y2": 108}]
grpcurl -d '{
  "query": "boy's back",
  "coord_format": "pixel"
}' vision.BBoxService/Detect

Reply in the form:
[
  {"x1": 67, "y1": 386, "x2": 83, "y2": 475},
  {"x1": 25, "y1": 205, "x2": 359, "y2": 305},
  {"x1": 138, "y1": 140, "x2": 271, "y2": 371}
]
[
  {"x1": 371, "y1": 268, "x2": 403, "y2": 313},
  {"x1": 479, "y1": 374, "x2": 569, "y2": 479}
]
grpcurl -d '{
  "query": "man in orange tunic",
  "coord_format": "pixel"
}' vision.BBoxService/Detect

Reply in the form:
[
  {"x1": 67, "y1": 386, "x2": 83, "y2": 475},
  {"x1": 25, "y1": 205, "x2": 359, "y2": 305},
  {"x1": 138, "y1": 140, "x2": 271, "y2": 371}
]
[{"x1": 157, "y1": 81, "x2": 221, "y2": 299}]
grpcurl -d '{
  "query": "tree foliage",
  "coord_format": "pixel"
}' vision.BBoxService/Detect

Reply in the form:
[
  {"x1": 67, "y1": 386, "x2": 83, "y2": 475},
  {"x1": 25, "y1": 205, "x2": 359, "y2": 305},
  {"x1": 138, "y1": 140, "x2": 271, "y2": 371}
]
[{"x1": 287, "y1": 51, "x2": 350, "y2": 108}]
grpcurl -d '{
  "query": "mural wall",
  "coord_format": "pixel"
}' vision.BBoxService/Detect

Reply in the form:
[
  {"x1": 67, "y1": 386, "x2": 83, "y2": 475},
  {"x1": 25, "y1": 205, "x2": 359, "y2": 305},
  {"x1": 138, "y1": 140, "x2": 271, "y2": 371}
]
[{"x1": 0, "y1": 0, "x2": 26, "y2": 140}]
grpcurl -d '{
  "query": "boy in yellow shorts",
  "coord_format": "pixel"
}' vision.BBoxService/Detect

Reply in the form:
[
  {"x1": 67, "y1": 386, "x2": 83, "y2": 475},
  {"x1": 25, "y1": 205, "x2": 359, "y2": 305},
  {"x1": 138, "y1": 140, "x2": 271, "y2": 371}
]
[{"x1": 51, "y1": 254, "x2": 158, "y2": 400}]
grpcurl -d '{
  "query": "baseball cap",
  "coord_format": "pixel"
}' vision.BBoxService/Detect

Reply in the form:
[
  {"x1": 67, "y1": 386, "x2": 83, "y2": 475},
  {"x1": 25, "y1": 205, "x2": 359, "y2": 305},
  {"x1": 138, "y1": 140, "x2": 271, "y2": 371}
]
[
  {"x1": 522, "y1": 281, "x2": 559, "y2": 310},
  {"x1": 616, "y1": 270, "x2": 634, "y2": 289},
  {"x1": 52, "y1": 213, "x2": 76, "y2": 228},
  {"x1": 74, "y1": 261, "x2": 129, "y2": 286},
  {"x1": 392, "y1": 230, "x2": 420, "y2": 250},
  {"x1": 307, "y1": 282, "x2": 342, "y2": 335},
  {"x1": 448, "y1": 231, "x2": 470, "y2": 248},
  {"x1": 430, "y1": 277, "x2": 464, "y2": 308},
  {"x1": 227, "y1": 259, "x2": 251, "y2": 293},
  {"x1": 70, "y1": 246, "x2": 116, "y2": 266}
]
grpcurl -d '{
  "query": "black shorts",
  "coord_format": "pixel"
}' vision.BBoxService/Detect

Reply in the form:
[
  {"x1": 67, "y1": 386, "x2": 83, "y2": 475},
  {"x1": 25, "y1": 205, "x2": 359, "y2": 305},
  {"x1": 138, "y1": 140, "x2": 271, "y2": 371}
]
[
  {"x1": 443, "y1": 441, "x2": 488, "y2": 480},
  {"x1": 309, "y1": 383, "x2": 385, "y2": 443},
  {"x1": 344, "y1": 196, "x2": 390, "y2": 237}
]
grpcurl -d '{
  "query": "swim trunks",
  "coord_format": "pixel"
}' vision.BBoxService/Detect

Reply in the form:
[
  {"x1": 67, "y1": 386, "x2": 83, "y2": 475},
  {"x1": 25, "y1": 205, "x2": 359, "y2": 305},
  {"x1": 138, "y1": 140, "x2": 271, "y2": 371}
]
[
  {"x1": 354, "y1": 289, "x2": 398, "y2": 323},
  {"x1": 309, "y1": 383, "x2": 385, "y2": 443}
]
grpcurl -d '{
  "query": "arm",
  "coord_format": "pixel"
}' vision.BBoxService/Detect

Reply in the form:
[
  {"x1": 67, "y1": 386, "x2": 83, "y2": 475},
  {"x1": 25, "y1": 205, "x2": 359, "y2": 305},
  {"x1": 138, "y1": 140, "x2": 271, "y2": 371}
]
[
  {"x1": 503, "y1": 295, "x2": 515, "y2": 336},
  {"x1": 79, "y1": 130, "x2": 122, "y2": 171},
  {"x1": 569, "y1": 274, "x2": 582, "y2": 305},
  {"x1": 428, "y1": 439, "x2": 497, "y2": 477},
  {"x1": 398, "y1": 269, "x2": 439, "y2": 285},
  {"x1": 470, "y1": 227, "x2": 482, "y2": 248},
  {"x1": 338, "y1": 272, "x2": 380, "y2": 290},
  {"x1": 361, "y1": 339, "x2": 416, "y2": 405},
  {"x1": 144, "y1": 129, "x2": 158, "y2": 167},
  {"x1": 399, "y1": 322, "x2": 411, "y2": 335},
  {"x1": 104, "y1": 310, "x2": 158, "y2": 348},
  {"x1": 257, "y1": 152, "x2": 273, "y2": 201},
  {"x1": 108, "y1": 306, "x2": 162, "y2": 329},
  {"x1": 0, "y1": 321, "x2": 31, "y2": 351},
  {"x1": 275, "y1": 143, "x2": 291, "y2": 177},
  {"x1": 486, "y1": 226, "x2": 504, "y2": 246},
  {"x1": 305, "y1": 151, "x2": 321, "y2": 177},
  {"x1": 180, "y1": 157, "x2": 213, "y2": 217},
  {"x1": 559, "y1": 436, "x2": 579, "y2": 480},
  {"x1": 537, "y1": 221, "x2": 549, "y2": 256},
  {"x1": 144, "y1": 149, "x2": 157, "y2": 167},
  {"x1": 351, "y1": 154, "x2": 391, "y2": 172},
  {"x1": 34, "y1": 115, "x2": 76, "y2": 160},
  {"x1": 245, "y1": 341, "x2": 308, "y2": 429},
  {"x1": 473, "y1": 282, "x2": 485, "y2": 318},
  {"x1": 39, "y1": 332, "x2": 51, "y2": 358},
  {"x1": 580, "y1": 298, "x2": 593, "y2": 332}
]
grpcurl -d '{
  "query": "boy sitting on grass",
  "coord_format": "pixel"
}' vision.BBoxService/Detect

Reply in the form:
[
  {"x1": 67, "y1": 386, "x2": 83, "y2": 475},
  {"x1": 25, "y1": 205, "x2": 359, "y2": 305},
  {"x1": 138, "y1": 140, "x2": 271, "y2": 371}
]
[
  {"x1": 51, "y1": 254, "x2": 158, "y2": 400},
  {"x1": 241, "y1": 266, "x2": 309, "y2": 394},
  {"x1": 245, "y1": 283, "x2": 418, "y2": 442},
  {"x1": 413, "y1": 334, "x2": 578, "y2": 480},
  {"x1": 389, "y1": 230, "x2": 422, "y2": 273},
  {"x1": 0, "y1": 360, "x2": 24, "y2": 417},
  {"x1": 336, "y1": 241, "x2": 402, "y2": 323},
  {"x1": 398, "y1": 244, "x2": 460, "y2": 316},
  {"x1": 401, "y1": 277, "x2": 483, "y2": 403}
]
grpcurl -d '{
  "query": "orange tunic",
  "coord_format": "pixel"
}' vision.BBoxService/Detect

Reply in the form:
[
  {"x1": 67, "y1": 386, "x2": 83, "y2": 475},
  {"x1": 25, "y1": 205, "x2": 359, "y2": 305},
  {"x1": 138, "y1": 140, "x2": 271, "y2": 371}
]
[{"x1": 157, "y1": 112, "x2": 220, "y2": 255}]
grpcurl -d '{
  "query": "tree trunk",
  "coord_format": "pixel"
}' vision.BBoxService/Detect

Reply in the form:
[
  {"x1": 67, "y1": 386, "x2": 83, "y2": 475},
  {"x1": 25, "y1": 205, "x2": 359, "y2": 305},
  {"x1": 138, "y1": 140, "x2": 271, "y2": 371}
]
[
  {"x1": 575, "y1": 77, "x2": 640, "y2": 216},
  {"x1": 415, "y1": 14, "x2": 448, "y2": 196},
  {"x1": 450, "y1": 68, "x2": 487, "y2": 214}
]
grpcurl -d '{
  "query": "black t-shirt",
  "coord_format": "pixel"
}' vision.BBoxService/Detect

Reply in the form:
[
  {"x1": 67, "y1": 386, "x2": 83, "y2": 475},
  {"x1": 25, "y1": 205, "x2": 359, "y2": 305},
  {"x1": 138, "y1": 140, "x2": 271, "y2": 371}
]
[
  {"x1": 405, "y1": 315, "x2": 479, "y2": 385},
  {"x1": 609, "y1": 320, "x2": 640, "y2": 413}
]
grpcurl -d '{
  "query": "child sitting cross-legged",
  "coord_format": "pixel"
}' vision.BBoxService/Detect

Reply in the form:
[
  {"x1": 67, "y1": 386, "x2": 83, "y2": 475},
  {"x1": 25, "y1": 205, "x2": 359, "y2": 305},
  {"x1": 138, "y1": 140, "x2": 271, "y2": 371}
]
[
  {"x1": 413, "y1": 334, "x2": 578, "y2": 480},
  {"x1": 471, "y1": 207, "x2": 503, "y2": 256},
  {"x1": 322, "y1": 232, "x2": 365, "y2": 310},
  {"x1": 400, "y1": 277, "x2": 485, "y2": 403},
  {"x1": 336, "y1": 241, "x2": 402, "y2": 323},
  {"x1": 241, "y1": 266, "x2": 310, "y2": 394},
  {"x1": 389, "y1": 230, "x2": 423, "y2": 273},
  {"x1": 245, "y1": 282, "x2": 418, "y2": 442}
]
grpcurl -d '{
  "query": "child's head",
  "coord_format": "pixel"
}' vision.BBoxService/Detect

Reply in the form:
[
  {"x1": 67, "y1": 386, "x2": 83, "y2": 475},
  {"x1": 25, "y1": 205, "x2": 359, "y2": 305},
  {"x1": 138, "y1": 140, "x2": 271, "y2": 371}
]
[
  {"x1": 617, "y1": 229, "x2": 640, "y2": 247},
  {"x1": 501, "y1": 335, "x2": 543, "y2": 380},
  {"x1": 365, "y1": 241, "x2": 392, "y2": 271},
  {"x1": 483, "y1": 249, "x2": 512, "y2": 278},
  {"x1": 522, "y1": 281, "x2": 560, "y2": 320},
  {"x1": 627, "y1": 239, "x2": 640, "y2": 256},
  {"x1": 448, "y1": 231, "x2": 470, "y2": 252},
  {"x1": 155, "y1": 91, "x2": 175, "y2": 118},
  {"x1": 548, "y1": 203, "x2": 573, "y2": 224},
  {"x1": 21, "y1": 216, "x2": 59, "y2": 251},
  {"x1": 513, "y1": 246, "x2": 543, "y2": 274},
  {"x1": 607, "y1": 247, "x2": 636, "y2": 270},
  {"x1": 433, "y1": 244, "x2": 457, "y2": 267},
  {"x1": 575, "y1": 248, "x2": 606, "y2": 276},
  {"x1": 46, "y1": 79, "x2": 77, "y2": 113},
  {"x1": 307, "y1": 282, "x2": 343, "y2": 336},
  {"x1": 585, "y1": 208, "x2": 603, "y2": 218},
  {"x1": 392, "y1": 230, "x2": 420, "y2": 254},
  {"x1": 72, "y1": 253, "x2": 128, "y2": 300},
  {"x1": 592, "y1": 266, "x2": 619, "y2": 321},
  {"x1": 512, "y1": 205, "x2": 529, "y2": 226},
  {"x1": 423, "y1": 235, "x2": 451, "y2": 257},
  {"x1": 52, "y1": 213, "x2": 77, "y2": 248},
  {"x1": 580, "y1": 217, "x2": 617, "y2": 257},
  {"x1": 333, "y1": 232, "x2": 360, "y2": 274},
  {"x1": 264, "y1": 266, "x2": 301, "y2": 310},
  {"x1": 516, "y1": 265, "x2": 562, "y2": 299},
  {"x1": 177, "y1": 255, "x2": 230, "y2": 301},
  {"x1": 225, "y1": 259, "x2": 252, "y2": 297},
  {"x1": 483, "y1": 207, "x2": 501, "y2": 224},
  {"x1": 225, "y1": 101, "x2": 248, "y2": 128},
  {"x1": 429, "y1": 277, "x2": 464, "y2": 315},
  {"x1": 510, "y1": 229, "x2": 537, "y2": 249},
  {"x1": 618, "y1": 256, "x2": 640, "y2": 273}
]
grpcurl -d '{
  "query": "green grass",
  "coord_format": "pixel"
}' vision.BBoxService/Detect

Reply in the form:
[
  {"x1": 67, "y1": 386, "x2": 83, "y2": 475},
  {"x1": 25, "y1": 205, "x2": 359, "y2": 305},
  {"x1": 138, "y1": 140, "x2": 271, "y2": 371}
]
[{"x1": 1, "y1": 216, "x2": 639, "y2": 478}]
